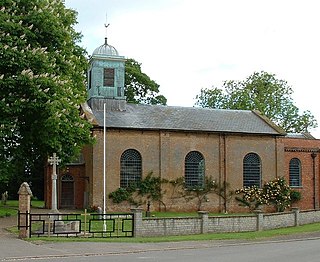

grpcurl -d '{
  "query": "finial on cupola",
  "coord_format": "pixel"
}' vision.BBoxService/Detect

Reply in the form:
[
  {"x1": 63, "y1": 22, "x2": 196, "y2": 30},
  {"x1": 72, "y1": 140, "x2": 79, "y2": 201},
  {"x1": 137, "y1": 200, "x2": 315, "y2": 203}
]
[{"x1": 104, "y1": 12, "x2": 110, "y2": 45}]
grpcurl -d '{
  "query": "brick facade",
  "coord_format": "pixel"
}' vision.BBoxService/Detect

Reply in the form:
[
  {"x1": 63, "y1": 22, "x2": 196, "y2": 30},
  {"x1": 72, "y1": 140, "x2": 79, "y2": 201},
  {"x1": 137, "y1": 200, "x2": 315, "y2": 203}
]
[
  {"x1": 282, "y1": 137, "x2": 320, "y2": 210},
  {"x1": 44, "y1": 163, "x2": 87, "y2": 209},
  {"x1": 79, "y1": 129, "x2": 319, "y2": 212},
  {"x1": 44, "y1": 130, "x2": 320, "y2": 213}
]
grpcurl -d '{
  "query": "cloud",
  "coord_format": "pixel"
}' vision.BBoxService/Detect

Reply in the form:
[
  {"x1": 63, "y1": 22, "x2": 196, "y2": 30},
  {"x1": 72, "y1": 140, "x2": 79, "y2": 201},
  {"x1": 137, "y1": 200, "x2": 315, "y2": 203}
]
[{"x1": 65, "y1": 0, "x2": 320, "y2": 137}]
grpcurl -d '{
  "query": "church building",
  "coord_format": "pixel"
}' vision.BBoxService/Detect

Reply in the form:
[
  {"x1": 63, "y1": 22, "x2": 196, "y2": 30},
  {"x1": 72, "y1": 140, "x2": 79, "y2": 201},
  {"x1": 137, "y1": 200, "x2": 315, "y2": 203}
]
[{"x1": 45, "y1": 36, "x2": 320, "y2": 213}]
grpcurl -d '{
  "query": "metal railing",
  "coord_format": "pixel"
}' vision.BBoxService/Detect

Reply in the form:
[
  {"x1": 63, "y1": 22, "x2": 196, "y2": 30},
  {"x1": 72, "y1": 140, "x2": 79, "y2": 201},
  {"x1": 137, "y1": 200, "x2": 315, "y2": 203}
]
[{"x1": 18, "y1": 211, "x2": 134, "y2": 238}]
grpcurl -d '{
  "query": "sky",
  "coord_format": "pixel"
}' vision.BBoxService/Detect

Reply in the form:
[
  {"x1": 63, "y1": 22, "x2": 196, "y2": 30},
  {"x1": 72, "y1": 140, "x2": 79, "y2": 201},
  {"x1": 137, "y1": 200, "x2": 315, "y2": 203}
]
[{"x1": 64, "y1": 0, "x2": 320, "y2": 137}]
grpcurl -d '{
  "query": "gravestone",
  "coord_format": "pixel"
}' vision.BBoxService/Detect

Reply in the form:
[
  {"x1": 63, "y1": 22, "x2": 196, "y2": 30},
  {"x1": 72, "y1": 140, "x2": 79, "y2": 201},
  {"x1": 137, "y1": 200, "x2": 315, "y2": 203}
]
[{"x1": 1, "y1": 191, "x2": 8, "y2": 205}]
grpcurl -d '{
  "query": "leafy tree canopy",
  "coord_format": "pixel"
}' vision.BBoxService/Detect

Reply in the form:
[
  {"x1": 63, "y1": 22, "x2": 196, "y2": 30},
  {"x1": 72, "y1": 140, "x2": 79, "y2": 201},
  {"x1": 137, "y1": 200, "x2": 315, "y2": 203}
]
[
  {"x1": 125, "y1": 58, "x2": 167, "y2": 105},
  {"x1": 195, "y1": 71, "x2": 318, "y2": 133},
  {"x1": 0, "y1": 0, "x2": 93, "y2": 185}
]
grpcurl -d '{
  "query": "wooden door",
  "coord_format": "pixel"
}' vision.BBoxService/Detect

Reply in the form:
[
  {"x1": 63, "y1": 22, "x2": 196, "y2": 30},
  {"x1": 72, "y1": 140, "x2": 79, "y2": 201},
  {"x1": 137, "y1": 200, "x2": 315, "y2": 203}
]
[{"x1": 60, "y1": 174, "x2": 74, "y2": 208}]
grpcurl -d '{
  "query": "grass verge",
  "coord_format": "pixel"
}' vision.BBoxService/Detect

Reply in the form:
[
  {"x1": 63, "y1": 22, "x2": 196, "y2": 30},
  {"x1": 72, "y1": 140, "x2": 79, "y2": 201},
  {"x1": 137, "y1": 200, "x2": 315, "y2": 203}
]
[{"x1": 25, "y1": 222, "x2": 320, "y2": 243}]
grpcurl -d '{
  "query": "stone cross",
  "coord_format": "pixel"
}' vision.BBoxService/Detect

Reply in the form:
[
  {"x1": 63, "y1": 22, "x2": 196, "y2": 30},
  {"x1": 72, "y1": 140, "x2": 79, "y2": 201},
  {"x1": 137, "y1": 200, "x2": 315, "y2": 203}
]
[{"x1": 48, "y1": 153, "x2": 61, "y2": 212}]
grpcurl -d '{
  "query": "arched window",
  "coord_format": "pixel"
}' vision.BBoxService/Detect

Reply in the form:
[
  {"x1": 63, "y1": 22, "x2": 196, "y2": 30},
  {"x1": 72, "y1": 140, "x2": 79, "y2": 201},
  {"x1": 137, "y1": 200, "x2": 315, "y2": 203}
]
[
  {"x1": 243, "y1": 153, "x2": 261, "y2": 187},
  {"x1": 61, "y1": 174, "x2": 74, "y2": 182},
  {"x1": 120, "y1": 149, "x2": 142, "y2": 188},
  {"x1": 289, "y1": 158, "x2": 301, "y2": 187},
  {"x1": 185, "y1": 151, "x2": 205, "y2": 188}
]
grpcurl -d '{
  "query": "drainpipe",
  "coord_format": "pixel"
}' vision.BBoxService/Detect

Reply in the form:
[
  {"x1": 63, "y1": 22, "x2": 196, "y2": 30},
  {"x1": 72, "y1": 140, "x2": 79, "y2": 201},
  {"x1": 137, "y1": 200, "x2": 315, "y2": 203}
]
[
  {"x1": 311, "y1": 152, "x2": 317, "y2": 209},
  {"x1": 223, "y1": 134, "x2": 227, "y2": 213},
  {"x1": 159, "y1": 131, "x2": 162, "y2": 212}
]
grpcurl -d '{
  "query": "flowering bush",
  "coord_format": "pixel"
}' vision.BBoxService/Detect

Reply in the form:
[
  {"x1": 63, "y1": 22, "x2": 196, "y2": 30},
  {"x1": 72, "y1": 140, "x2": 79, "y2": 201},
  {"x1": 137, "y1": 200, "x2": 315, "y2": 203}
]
[
  {"x1": 236, "y1": 177, "x2": 300, "y2": 212},
  {"x1": 263, "y1": 177, "x2": 291, "y2": 212},
  {"x1": 235, "y1": 186, "x2": 267, "y2": 211}
]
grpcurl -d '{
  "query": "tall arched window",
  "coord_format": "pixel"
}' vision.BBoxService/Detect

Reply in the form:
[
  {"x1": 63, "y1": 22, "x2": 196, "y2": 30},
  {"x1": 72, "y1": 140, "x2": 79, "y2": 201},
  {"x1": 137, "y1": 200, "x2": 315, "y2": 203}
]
[
  {"x1": 243, "y1": 153, "x2": 261, "y2": 187},
  {"x1": 289, "y1": 158, "x2": 301, "y2": 187},
  {"x1": 120, "y1": 149, "x2": 142, "y2": 188},
  {"x1": 185, "y1": 151, "x2": 205, "y2": 188}
]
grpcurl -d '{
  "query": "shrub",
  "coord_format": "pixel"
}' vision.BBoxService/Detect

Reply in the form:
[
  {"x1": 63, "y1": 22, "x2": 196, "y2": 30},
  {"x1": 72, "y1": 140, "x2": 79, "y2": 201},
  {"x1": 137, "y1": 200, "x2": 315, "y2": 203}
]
[
  {"x1": 290, "y1": 190, "x2": 302, "y2": 203},
  {"x1": 109, "y1": 172, "x2": 167, "y2": 208},
  {"x1": 263, "y1": 177, "x2": 291, "y2": 212},
  {"x1": 235, "y1": 186, "x2": 267, "y2": 211},
  {"x1": 108, "y1": 187, "x2": 135, "y2": 205},
  {"x1": 235, "y1": 177, "x2": 301, "y2": 212}
]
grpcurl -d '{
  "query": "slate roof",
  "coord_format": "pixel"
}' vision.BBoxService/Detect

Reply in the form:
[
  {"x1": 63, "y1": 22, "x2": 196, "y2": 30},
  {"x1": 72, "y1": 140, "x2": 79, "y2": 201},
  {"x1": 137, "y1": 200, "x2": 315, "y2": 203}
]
[
  {"x1": 90, "y1": 103, "x2": 286, "y2": 136},
  {"x1": 286, "y1": 133, "x2": 316, "y2": 139}
]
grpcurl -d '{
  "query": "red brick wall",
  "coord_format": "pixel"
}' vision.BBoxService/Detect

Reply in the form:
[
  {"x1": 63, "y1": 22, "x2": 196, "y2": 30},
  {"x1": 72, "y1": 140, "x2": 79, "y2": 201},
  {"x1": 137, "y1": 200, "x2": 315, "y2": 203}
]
[
  {"x1": 44, "y1": 164, "x2": 86, "y2": 210},
  {"x1": 282, "y1": 137, "x2": 320, "y2": 210},
  {"x1": 44, "y1": 165, "x2": 51, "y2": 209},
  {"x1": 86, "y1": 128, "x2": 285, "y2": 213},
  {"x1": 59, "y1": 165, "x2": 86, "y2": 209},
  {"x1": 45, "y1": 131, "x2": 320, "y2": 212}
]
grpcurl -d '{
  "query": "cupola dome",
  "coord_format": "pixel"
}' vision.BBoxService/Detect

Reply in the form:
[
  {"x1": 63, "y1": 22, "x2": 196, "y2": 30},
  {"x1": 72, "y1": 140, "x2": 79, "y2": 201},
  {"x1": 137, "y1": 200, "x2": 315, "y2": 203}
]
[{"x1": 92, "y1": 38, "x2": 119, "y2": 57}]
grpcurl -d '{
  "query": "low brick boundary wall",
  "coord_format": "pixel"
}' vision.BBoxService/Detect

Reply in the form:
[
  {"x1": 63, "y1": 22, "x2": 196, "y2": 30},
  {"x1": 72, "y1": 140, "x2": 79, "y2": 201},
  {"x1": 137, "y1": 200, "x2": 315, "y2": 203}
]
[{"x1": 131, "y1": 208, "x2": 320, "y2": 237}]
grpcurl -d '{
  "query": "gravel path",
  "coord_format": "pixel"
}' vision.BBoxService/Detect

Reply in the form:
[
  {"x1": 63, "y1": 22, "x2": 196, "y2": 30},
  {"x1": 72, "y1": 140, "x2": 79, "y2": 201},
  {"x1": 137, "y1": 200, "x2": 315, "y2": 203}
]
[{"x1": 0, "y1": 215, "x2": 16, "y2": 236}]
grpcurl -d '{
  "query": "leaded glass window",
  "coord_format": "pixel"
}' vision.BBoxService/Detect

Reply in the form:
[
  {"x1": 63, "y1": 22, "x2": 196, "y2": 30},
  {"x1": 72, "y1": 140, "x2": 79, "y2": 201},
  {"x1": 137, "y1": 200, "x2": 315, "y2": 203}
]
[
  {"x1": 289, "y1": 158, "x2": 301, "y2": 187},
  {"x1": 185, "y1": 151, "x2": 205, "y2": 188},
  {"x1": 120, "y1": 149, "x2": 142, "y2": 188},
  {"x1": 61, "y1": 174, "x2": 74, "y2": 182},
  {"x1": 243, "y1": 153, "x2": 261, "y2": 187}
]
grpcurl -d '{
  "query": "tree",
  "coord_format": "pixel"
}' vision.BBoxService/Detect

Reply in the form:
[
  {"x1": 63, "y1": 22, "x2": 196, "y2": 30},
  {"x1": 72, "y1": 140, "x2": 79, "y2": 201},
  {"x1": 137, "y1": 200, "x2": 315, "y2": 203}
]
[
  {"x1": 125, "y1": 58, "x2": 167, "y2": 105},
  {"x1": 0, "y1": 0, "x2": 93, "y2": 196},
  {"x1": 195, "y1": 71, "x2": 318, "y2": 133}
]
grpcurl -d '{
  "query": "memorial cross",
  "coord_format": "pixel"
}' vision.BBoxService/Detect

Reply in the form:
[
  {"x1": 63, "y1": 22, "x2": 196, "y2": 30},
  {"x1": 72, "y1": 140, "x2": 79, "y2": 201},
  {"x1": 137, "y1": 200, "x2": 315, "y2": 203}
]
[{"x1": 48, "y1": 153, "x2": 61, "y2": 212}]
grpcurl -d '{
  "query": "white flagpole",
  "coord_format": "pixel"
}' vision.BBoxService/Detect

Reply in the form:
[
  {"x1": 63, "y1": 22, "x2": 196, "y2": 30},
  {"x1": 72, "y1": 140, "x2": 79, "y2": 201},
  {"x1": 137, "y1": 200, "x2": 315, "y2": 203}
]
[{"x1": 103, "y1": 103, "x2": 106, "y2": 231}]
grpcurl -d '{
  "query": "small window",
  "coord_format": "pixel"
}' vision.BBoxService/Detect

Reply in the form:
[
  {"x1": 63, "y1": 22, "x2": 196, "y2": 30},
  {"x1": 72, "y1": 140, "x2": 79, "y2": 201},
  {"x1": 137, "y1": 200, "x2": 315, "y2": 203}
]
[
  {"x1": 289, "y1": 158, "x2": 301, "y2": 187},
  {"x1": 117, "y1": 86, "x2": 122, "y2": 97},
  {"x1": 243, "y1": 153, "x2": 261, "y2": 187},
  {"x1": 120, "y1": 149, "x2": 142, "y2": 188},
  {"x1": 185, "y1": 151, "x2": 205, "y2": 188},
  {"x1": 103, "y1": 68, "x2": 114, "y2": 87}
]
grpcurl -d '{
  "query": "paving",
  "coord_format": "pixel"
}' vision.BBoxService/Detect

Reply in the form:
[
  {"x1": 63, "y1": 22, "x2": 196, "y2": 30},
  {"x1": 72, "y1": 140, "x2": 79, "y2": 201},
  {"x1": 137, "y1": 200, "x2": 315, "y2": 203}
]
[{"x1": 1, "y1": 210, "x2": 320, "y2": 261}]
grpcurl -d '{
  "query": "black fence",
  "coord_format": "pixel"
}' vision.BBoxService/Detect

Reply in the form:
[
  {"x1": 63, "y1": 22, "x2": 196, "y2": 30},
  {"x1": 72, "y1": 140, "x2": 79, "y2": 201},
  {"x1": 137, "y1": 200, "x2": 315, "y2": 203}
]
[{"x1": 18, "y1": 211, "x2": 134, "y2": 238}]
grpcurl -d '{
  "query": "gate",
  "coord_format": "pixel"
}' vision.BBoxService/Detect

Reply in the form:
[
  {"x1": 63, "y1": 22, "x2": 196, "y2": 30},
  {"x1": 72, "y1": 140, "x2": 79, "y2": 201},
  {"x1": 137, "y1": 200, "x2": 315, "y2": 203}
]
[{"x1": 18, "y1": 211, "x2": 134, "y2": 238}]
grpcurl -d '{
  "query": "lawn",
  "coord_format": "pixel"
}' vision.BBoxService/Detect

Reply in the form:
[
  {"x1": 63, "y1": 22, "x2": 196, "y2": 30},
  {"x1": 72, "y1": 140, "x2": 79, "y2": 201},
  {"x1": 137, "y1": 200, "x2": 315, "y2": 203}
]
[{"x1": 0, "y1": 200, "x2": 44, "y2": 217}]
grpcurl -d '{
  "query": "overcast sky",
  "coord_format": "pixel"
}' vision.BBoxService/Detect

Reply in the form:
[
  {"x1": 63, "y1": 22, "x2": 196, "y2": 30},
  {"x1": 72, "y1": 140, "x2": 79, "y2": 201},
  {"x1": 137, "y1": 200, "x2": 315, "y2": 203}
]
[{"x1": 65, "y1": 0, "x2": 320, "y2": 137}]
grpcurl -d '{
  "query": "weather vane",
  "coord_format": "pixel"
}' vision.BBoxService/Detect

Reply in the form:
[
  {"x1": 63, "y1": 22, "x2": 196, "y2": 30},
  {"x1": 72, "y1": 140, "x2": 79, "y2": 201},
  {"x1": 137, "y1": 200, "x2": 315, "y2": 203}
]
[{"x1": 104, "y1": 13, "x2": 110, "y2": 40}]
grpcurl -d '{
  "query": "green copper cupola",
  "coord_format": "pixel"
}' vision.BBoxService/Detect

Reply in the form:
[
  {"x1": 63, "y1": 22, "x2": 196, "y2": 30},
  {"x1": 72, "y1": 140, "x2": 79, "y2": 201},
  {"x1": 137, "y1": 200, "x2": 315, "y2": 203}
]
[{"x1": 87, "y1": 36, "x2": 126, "y2": 108}]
